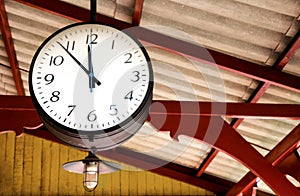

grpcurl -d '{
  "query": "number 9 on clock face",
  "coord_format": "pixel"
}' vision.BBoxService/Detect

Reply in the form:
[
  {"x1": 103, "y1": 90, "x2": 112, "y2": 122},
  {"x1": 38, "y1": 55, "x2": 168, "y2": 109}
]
[{"x1": 29, "y1": 22, "x2": 153, "y2": 150}]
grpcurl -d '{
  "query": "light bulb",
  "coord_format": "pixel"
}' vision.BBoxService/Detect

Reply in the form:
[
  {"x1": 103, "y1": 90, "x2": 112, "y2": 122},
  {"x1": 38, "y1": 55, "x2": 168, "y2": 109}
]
[{"x1": 83, "y1": 161, "x2": 99, "y2": 192}]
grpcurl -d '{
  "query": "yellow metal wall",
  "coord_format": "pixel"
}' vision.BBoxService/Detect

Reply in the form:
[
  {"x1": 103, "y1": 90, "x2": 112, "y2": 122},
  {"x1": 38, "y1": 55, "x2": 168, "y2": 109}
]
[{"x1": 0, "y1": 132, "x2": 214, "y2": 195}]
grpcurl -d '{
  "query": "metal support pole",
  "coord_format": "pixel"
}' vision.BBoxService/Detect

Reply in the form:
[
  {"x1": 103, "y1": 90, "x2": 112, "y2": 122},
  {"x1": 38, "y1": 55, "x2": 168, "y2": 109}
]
[{"x1": 90, "y1": 0, "x2": 96, "y2": 22}]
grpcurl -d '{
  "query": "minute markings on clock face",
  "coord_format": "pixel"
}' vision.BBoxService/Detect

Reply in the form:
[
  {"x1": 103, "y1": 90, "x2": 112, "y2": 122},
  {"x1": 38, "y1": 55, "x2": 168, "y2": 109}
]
[{"x1": 31, "y1": 24, "x2": 151, "y2": 131}]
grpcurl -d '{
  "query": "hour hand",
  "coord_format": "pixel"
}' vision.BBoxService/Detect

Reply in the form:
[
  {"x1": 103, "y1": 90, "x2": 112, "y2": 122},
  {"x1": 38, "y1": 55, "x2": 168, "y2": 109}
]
[
  {"x1": 57, "y1": 41, "x2": 101, "y2": 86},
  {"x1": 88, "y1": 45, "x2": 95, "y2": 91}
]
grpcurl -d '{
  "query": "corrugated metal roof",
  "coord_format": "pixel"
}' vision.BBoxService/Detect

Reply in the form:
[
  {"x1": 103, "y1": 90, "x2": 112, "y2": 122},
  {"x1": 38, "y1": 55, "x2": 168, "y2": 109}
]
[
  {"x1": 284, "y1": 49, "x2": 300, "y2": 77},
  {"x1": 0, "y1": 65, "x2": 17, "y2": 95},
  {"x1": 123, "y1": 122, "x2": 212, "y2": 169},
  {"x1": 238, "y1": 119, "x2": 298, "y2": 150},
  {"x1": 141, "y1": 0, "x2": 300, "y2": 65},
  {"x1": 205, "y1": 151, "x2": 249, "y2": 182}
]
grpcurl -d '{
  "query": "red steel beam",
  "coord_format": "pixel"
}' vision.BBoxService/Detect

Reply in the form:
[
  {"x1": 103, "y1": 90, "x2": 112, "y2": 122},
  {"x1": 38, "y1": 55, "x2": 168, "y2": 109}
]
[
  {"x1": 273, "y1": 29, "x2": 300, "y2": 70},
  {"x1": 2, "y1": 95, "x2": 300, "y2": 132},
  {"x1": 14, "y1": 0, "x2": 300, "y2": 93},
  {"x1": 3, "y1": 96, "x2": 299, "y2": 135},
  {"x1": 0, "y1": 0, "x2": 25, "y2": 95},
  {"x1": 0, "y1": 95, "x2": 40, "y2": 136},
  {"x1": 278, "y1": 152, "x2": 300, "y2": 182},
  {"x1": 226, "y1": 124, "x2": 300, "y2": 195},
  {"x1": 150, "y1": 100, "x2": 300, "y2": 119},
  {"x1": 132, "y1": 0, "x2": 144, "y2": 25},
  {"x1": 2, "y1": 95, "x2": 299, "y2": 135},
  {"x1": 195, "y1": 148, "x2": 218, "y2": 177}
]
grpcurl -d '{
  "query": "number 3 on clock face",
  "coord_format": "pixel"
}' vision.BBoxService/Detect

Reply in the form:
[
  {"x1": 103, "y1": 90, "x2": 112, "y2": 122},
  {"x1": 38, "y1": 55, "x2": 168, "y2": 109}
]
[{"x1": 29, "y1": 22, "x2": 153, "y2": 150}]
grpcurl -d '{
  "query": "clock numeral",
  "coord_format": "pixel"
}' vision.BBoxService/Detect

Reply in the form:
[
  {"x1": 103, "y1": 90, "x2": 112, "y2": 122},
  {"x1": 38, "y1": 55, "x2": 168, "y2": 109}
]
[
  {"x1": 124, "y1": 91, "x2": 133, "y2": 101},
  {"x1": 49, "y1": 55, "x2": 64, "y2": 66},
  {"x1": 67, "y1": 105, "x2": 76, "y2": 116},
  {"x1": 109, "y1": 105, "x2": 118, "y2": 115},
  {"x1": 44, "y1": 74, "x2": 54, "y2": 85},
  {"x1": 131, "y1": 71, "x2": 140, "y2": 82},
  {"x1": 86, "y1": 34, "x2": 98, "y2": 45},
  {"x1": 50, "y1": 91, "x2": 60, "y2": 102},
  {"x1": 66, "y1": 41, "x2": 75, "y2": 51},
  {"x1": 87, "y1": 110, "x2": 97, "y2": 122},
  {"x1": 124, "y1": 53, "x2": 132, "y2": 63}
]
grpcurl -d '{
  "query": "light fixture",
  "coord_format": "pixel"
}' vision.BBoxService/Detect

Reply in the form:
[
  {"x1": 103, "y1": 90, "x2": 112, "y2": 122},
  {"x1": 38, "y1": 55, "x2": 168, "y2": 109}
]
[
  {"x1": 62, "y1": 151, "x2": 120, "y2": 192},
  {"x1": 83, "y1": 153, "x2": 100, "y2": 191}
]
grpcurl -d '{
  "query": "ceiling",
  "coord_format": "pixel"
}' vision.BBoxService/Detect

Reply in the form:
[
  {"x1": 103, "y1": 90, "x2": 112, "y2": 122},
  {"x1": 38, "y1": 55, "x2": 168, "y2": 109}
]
[{"x1": 0, "y1": 0, "x2": 300, "y2": 195}]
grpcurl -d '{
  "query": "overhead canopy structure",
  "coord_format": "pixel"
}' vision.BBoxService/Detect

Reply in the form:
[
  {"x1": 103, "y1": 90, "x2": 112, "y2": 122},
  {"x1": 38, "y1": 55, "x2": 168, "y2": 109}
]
[{"x1": 0, "y1": 0, "x2": 300, "y2": 195}]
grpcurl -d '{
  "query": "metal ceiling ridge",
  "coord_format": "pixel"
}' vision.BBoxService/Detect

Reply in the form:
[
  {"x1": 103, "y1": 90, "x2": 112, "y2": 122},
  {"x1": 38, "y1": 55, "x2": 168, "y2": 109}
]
[{"x1": 14, "y1": 0, "x2": 300, "y2": 93}]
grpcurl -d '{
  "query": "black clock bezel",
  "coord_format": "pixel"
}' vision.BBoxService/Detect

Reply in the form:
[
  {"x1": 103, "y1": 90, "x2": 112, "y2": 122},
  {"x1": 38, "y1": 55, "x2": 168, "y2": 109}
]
[{"x1": 29, "y1": 22, "x2": 153, "y2": 138}]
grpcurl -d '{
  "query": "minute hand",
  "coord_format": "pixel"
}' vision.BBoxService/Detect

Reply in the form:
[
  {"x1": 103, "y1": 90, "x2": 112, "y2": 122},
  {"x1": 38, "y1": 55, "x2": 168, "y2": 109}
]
[{"x1": 57, "y1": 41, "x2": 101, "y2": 86}]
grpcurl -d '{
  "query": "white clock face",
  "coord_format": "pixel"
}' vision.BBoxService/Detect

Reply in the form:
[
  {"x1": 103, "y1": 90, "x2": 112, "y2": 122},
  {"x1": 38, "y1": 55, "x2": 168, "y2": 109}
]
[{"x1": 30, "y1": 23, "x2": 152, "y2": 132}]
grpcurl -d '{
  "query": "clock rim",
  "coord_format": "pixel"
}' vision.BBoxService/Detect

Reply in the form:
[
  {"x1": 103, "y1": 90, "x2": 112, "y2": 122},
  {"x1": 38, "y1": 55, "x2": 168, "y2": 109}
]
[{"x1": 29, "y1": 22, "x2": 153, "y2": 136}]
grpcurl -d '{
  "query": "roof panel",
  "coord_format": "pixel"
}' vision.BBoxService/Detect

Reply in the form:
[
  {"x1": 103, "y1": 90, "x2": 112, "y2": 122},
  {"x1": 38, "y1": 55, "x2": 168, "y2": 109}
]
[
  {"x1": 259, "y1": 84, "x2": 300, "y2": 104},
  {"x1": 147, "y1": 47, "x2": 255, "y2": 102},
  {"x1": 141, "y1": 12, "x2": 273, "y2": 64},
  {"x1": 205, "y1": 151, "x2": 249, "y2": 182},
  {"x1": 7, "y1": 13, "x2": 58, "y2": 39},
  {"x1": 284, "y1": 48, "x2": 300, "y2": 77},
  {"x1": 234, "y1": 0, "x2": 300, "y2": 17},
  {"x1": 5, "y1": 2, "x2": 68, "y2": 28},
  {"x1": 0, "y1": 66, "x2": 17, "y2": 95},
  {"x1": 20, "y1": 71, "x2": 29, "y2": 96},
  {"x1": 237, "y1": 119, "x2": 298, "y2": 151},
  {"x1": 141, "y1": 0, "x2": 300, "y2": 65},
  {"x1": 122, "y1": 122, "x2": 212, "y2": 169},
  {"x1": 168, "y1": 0, "x2": 294, "y2": 33},
  {"x1": 115, "y1": 0, "x2": 135, "y2": 23}
]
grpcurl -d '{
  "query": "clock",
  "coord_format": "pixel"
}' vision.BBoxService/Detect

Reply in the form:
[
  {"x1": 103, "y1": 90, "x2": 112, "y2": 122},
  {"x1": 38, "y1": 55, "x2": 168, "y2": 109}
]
[{"x1": 29, "y1": 22, "x2": 153, "y2": 151}]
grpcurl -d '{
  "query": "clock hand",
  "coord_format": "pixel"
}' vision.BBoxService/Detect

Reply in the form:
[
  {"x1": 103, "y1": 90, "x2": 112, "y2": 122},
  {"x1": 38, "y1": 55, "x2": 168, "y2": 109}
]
[
  {"x1": 88, "y1": 45, "x2": 95, "y2": 92},
  {"x1": 57, "y1": 41, "x2": 101, "y2": 86}
]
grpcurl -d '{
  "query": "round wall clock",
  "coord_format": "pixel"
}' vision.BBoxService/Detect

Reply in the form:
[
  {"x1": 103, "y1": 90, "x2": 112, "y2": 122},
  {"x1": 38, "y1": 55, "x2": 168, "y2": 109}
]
[{"x1": 29, "y1": 22, "x2": 153, "y2": 151}]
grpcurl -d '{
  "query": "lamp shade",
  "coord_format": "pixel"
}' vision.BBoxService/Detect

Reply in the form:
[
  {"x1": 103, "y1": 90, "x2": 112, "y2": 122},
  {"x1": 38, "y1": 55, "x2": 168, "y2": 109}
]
[{"x1": 62, "y1": 159, "x2": 120, "y2": 174}]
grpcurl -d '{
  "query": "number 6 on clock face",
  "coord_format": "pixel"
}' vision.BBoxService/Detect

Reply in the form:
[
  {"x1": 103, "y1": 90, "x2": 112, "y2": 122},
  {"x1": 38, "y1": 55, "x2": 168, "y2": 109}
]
[{"x1": 29, "y1": 22, "x2": 153, "y2": 150}]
